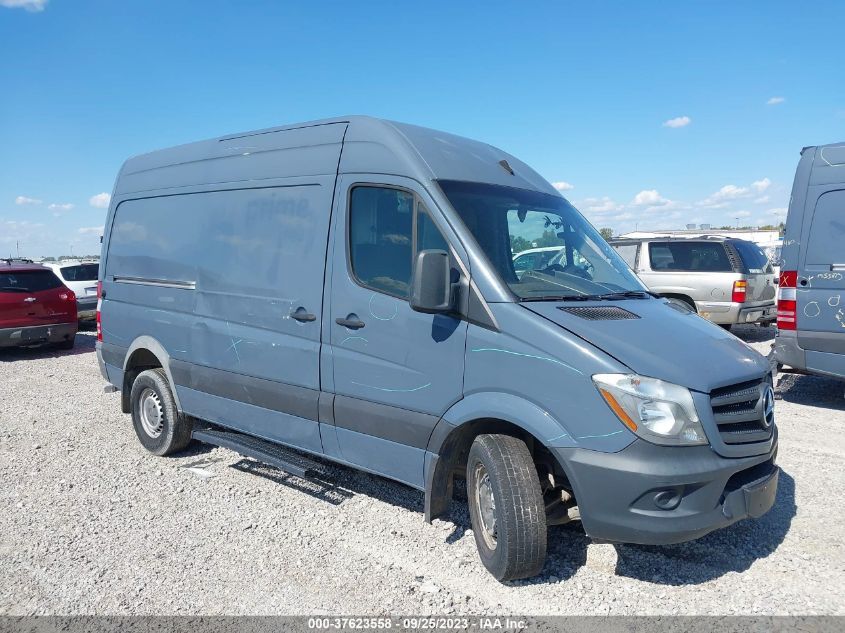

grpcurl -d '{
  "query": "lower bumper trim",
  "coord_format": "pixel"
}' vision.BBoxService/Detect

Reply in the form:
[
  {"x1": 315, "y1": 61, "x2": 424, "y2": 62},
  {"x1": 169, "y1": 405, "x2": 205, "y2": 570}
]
[{"x1": 554, "y1": 439, "x2": 778, "y2": 545}]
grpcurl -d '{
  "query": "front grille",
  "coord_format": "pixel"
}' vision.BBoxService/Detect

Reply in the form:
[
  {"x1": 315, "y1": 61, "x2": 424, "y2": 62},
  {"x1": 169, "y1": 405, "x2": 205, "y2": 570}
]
[
  {"x1": 710, "y1": 378, "x2": 773, "y2": 445},
  {"x1": 558, "y1": 306, "x2": 640, "y2": 320}
]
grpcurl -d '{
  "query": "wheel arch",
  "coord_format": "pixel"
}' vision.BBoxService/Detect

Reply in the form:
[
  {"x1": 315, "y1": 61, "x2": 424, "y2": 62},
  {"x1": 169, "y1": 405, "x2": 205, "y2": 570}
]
[
  {"x1": 423, "y1": 392, "x2": 577, "y2": 523},
  {"x1": 121, "y1": 336, "x2": 182, "y2": 413}
]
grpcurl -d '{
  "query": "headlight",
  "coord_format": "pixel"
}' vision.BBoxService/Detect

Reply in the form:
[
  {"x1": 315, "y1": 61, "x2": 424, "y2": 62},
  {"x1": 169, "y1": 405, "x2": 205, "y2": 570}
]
[{"x1": 592, "y1": 373, "x2": 707, "y2": 446}]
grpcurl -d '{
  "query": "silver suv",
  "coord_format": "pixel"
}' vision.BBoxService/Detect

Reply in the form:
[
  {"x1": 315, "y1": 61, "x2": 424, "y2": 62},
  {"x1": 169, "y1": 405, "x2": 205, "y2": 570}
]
[{"x1": 609, "y1": 236, "x2": 777, "y2": 327}]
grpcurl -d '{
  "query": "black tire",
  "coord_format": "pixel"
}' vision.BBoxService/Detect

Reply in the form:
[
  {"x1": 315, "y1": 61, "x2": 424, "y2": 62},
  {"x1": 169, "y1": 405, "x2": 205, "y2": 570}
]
[
  {"x1": 130, "y1": 368, "x2": 192, "y2": 456},
  {"x1": 719, "y1": 323, "x2": 733, "y2": 331},
  {"x1": 56, "y1": 337, "x2": 75, "y2": 350},
  {"x1": 466, "y1": 434, "x2": 547, "y2": 581}
]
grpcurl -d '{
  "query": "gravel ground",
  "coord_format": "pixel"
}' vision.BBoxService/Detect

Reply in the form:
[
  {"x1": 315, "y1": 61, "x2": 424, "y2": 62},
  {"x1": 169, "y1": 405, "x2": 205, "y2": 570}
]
[{"x1": 1, "y1": 325, "x2": 844, "y2": 615}]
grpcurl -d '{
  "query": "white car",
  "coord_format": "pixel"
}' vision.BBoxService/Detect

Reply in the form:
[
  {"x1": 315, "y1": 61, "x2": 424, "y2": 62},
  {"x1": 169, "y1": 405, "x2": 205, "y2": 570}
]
[
  {"x1": 512, "y1": 246, "x2": 562, "y2": 277},
  {"x1": 43, "y1": 261, "x2": 99, "y2": 320}
]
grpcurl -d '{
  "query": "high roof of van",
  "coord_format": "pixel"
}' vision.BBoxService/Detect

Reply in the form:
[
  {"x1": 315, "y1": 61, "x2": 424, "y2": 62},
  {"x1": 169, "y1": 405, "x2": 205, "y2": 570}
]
[{"x1": 114, "y1": 116, "x2": 557, "y2": 199}]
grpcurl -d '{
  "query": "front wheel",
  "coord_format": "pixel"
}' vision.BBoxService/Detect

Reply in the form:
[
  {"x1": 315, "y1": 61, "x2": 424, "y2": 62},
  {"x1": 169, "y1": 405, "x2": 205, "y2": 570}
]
[{"x1": 466, "y1": 434, "x2": 547, "y2": 581}]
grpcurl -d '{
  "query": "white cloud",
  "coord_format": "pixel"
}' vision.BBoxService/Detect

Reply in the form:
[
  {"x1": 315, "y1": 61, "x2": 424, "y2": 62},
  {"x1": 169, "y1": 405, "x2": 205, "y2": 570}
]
[
  {"x1": 768, "y1": 207, "x2": 788, "y2": 217},
  {"x1": 754, "y1": 195, "x2": 770, "y2": 204},
  {"x1": 78, "y1": 226, "x2": 105, "y2": 235},
  {"x1": 0, "y1": 0, "x2": 47, "y2": 11},
  {"x1": 15, "y1": 195, "x2": 42, "y2": 205},
  {"x1": 48, "y1": 203, "x2": 74, "y2": 211},
  {"x1": 89, "y1": 192, "x2": 111, "y2": 208},
  {"x1": 663, "y1": 116, "x2": 691, "y2": 128},
  {"x1": 698, "y1": 184, "x2": 749, "y2": 207},
  {"x1": 631, "y1": 189, "x2": 668, "y2": 206},
  {"x1": 766, "y1": 96, "x2": 785, "y2": 106},
  {"x1": 579, "y1": 197, "x2": 623, "y2": 214},
  {"x1": 551, "y1": 181, "x2": 574, "y2": 192},
  {"x1": 0, "y1": 220, "x2": 45, "y2": 245},
  {"x1": 751, "y1": 178, "x2": 771, "y2": 193},
  {"x1": 734, "y1": 210, "x2": 752, "y2": 218}
]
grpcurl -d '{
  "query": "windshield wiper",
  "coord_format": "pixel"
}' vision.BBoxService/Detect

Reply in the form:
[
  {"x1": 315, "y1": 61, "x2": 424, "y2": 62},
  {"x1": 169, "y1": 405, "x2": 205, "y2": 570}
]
[
  {"x1": 522, "y1": 290, "x2": 655, "y2": 302},
  {"x1": 593, "y1": 290, "x2": 657, "y2": 300}
]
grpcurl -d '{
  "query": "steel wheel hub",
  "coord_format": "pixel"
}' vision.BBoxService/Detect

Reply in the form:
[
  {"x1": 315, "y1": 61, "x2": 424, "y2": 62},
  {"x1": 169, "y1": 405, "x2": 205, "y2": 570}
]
[
  {"x1": 474, "y1": 463, "x2": 498, "y2": 549},
  {"x1": 139, "y1": 388, "x2": 164, "y2": 438}
]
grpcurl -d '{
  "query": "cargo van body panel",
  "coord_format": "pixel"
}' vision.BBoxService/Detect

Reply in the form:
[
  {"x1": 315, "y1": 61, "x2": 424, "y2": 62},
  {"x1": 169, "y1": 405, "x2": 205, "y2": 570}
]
[
  {"x1": 321, "y1": 174, "x2": 469, "y2": 487},
  {"x1": 103, "y1": 148, "x2": 341, "y2": 450},
  {"x1": 98, "y1": 116, "x2": 780, "y2": 573},
  {"x1": 775, "y1": 142, "x2": 845, "y2": 379},
  {"x1": 463, "y1": 304, "x2": 636, "y2": 453},
  {"x1": 522, "y1": 300, "x2": 770, "y2": 393}
]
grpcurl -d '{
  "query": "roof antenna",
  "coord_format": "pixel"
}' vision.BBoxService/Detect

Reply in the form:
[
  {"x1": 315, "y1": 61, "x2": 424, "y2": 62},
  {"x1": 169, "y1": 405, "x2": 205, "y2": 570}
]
[{"x1": 498, "y1": 159, "x2": 515, "y2": 175}]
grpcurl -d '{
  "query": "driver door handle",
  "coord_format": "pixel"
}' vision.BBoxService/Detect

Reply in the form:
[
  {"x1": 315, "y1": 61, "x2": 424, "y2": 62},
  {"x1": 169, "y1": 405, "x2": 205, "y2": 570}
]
[{"x1": 335, "y1": 315, "x2": 365, "y2": 330}]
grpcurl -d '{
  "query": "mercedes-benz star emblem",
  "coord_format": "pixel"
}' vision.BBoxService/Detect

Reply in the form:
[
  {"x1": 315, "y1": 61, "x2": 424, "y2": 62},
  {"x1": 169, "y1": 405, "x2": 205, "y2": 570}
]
[{"x1": 762, "y1": 386, "x2": 775, "y2": 428}]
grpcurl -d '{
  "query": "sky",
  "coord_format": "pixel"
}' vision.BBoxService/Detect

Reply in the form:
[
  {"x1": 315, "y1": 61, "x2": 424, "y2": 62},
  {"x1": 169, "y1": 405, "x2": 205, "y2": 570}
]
[{"x1": 1, "y1": 0, "x2": 843, "y2": 258}]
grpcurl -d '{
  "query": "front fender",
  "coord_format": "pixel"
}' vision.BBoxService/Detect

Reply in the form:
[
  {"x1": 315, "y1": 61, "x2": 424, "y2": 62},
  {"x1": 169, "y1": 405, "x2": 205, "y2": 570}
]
[{"x1": 434, "y1": 391, "x2": 576, "y2": 451}]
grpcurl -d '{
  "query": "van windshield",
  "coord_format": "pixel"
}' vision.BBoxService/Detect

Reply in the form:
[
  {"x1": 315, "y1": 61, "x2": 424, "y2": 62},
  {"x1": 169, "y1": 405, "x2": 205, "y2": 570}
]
[{"x1": 438, "y1": 180, "x2": 647, "y2": 300}]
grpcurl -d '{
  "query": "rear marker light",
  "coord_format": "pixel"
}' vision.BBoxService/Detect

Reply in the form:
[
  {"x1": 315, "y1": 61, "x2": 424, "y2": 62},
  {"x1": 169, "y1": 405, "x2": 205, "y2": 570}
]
[
  {"x1": 732, "y1": 280, "x2": 747, "y2": 303},
  {"x1": 777, "y1": 271, "x2": 798, "y2": 331},
  {"x1": 96, "y1": 280, "x2": 103, "y2": 342}
]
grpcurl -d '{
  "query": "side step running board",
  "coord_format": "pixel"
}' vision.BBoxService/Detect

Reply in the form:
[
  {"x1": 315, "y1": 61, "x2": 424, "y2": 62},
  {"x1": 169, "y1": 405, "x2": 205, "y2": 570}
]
[{"x1": 192, "y1": 428, "x2": 328, "y2": 478}]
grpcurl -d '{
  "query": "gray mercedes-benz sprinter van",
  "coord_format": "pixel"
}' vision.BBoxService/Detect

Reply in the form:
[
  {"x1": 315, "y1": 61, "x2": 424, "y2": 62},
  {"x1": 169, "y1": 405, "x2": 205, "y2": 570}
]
[
  {"x1": 775, "y1": 142, "x2": 845, "y2": 380},
  {"x1": 96, "y1": 116, "x2": 779, "y2": 581}
]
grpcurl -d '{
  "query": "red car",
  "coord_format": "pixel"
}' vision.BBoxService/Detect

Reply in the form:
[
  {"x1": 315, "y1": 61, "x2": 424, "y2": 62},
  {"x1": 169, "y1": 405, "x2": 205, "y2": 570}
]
[{"x1": 0, "y1": 261, "x2": 78, "y2": 350}]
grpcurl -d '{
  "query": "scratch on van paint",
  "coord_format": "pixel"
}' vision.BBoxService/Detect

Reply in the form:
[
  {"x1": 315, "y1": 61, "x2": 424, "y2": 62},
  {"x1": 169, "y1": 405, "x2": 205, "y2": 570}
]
[
  {"x1": 470, "y1": 348, "x2": 583, "y2": 375},
  {"x1": 837, "y1": 310, "x2": 845, "y2": 328},
  {"x1": 547, "y1": 432, "x2": 569, "y2": 442},
  {"x1": 225, "y1": 322, "x2": 243, "y2": 363},
  {"x1": 829, "y1": 295, "x2": 841, "y2": 307},
  {"x1": 102, "y1": 328, "x2": 127, "y2": 341},
  {"x1": 368, "y1": 294, "x2": 398, "y2": 321},
  {"x1": 340, "y1": 336, "x2": 369, "y2": 346},
  {"x1": 576, "y1": 430, "x2": 624, "y2": 439},
  {"x1": 819, "y1": 145, "x2": 845, "y2": 167},
  {"x1": 350, "y1": 381, "x2": 431, "y2": 393},
  {"x1": 804, "y1": 302, "x2": 821, "y2": 318}
]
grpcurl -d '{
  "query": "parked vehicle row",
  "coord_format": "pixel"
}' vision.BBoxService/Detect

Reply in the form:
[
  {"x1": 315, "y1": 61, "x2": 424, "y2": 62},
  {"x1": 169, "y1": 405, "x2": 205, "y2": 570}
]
[
  {"x1": 96, "y1": 116, "x2": 780, "y2": 582},
  {"x1": 0, "y1": 259, "x2": 101, "y2": 351},
  {"x1": 0, "y1": 261, "x2": 78, "y2": 350}
]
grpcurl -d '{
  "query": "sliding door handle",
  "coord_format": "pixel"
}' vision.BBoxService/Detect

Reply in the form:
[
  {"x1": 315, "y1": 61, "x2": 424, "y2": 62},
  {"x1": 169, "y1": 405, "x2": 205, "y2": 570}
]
[
  {"x1": 291, "y1": 307, "x2": 317, "y2": 323},
  {"x1": 335, "y1": 315, "x2": 365, "y2": 330}
]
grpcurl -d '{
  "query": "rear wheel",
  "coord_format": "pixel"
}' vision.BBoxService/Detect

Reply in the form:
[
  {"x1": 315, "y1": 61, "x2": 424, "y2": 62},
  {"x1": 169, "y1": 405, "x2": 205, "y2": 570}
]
[
  {"x1": 130, "y1": 368, "x2": 192, "y2": 456},
  {"x1": 466, "y1": 434, "x2": 547, "y2": 581}
]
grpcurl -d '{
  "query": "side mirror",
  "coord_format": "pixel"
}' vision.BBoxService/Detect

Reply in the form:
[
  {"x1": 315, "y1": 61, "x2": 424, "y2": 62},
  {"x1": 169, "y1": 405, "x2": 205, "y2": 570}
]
[{"x1": 410, "y1": 249, "x2": 452, "y2": 314}]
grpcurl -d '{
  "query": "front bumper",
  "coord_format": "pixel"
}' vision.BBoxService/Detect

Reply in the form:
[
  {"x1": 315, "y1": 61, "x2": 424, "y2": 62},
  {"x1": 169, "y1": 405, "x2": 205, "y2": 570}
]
[
  {"x1": 555, "y1": 435, "x2": 779, "y2": 545},
  {"x1": 0, "y1": 322, "x2": 77, "y2": 348},
  {"x1": 697, "y1": 301, "x2": 777, "y2": 325}
]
